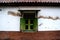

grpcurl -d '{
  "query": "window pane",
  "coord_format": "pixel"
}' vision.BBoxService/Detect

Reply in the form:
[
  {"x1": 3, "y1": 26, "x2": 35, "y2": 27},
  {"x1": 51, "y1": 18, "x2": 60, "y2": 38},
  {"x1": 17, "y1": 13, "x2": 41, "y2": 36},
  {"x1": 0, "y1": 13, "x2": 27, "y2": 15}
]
[
  {"x1": 25, "y1": 25, "x2": 28, "y2": 29},
  {"x1": 25, "y1": 19, "x2": 28, "y2": 24},
  {"x1": 30, "y1": 25, "x2": 33, "y2": 29},
  {"x1": 30, "y1": 20, "x2": 33, "y2": 24}
]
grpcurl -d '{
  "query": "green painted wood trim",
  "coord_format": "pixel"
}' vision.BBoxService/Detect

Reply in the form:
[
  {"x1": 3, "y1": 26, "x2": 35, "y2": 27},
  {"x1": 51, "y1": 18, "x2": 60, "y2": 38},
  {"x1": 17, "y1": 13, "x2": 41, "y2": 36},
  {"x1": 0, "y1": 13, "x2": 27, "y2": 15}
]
[
  {"x1": 33, "y1": 18, "x2": 38, "y2": 31},
  {"x1": 20, "y1": 18, "x2": 25, "y2": 31}
]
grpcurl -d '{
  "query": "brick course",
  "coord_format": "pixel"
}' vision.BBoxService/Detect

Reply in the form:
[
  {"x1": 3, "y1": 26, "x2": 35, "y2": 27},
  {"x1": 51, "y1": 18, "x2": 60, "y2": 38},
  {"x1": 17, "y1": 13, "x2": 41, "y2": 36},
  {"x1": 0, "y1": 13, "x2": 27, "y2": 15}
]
[{"x1": 0, "y1": 31, "x2": 60, "y2": 40}]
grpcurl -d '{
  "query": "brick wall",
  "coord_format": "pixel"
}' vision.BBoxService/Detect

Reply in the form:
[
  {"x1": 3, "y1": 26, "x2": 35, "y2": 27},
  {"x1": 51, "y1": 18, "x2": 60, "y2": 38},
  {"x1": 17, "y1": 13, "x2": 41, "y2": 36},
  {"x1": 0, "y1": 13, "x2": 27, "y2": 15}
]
[{"x1": 0, "y1": 31, "x2": 60, "y2": 40}]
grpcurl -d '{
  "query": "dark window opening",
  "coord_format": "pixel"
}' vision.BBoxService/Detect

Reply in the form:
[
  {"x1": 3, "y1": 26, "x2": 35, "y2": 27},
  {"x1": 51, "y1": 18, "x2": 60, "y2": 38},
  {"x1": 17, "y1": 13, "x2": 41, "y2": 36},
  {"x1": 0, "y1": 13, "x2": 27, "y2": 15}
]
[
  {"x1": 25, "y1": 20, "x2": 28, "y2": 24},
  {"x1": 30, "y1": 20, "x2": 33, "y2": 24},
  {"x1": 25, "y1": 25, "x2": 28, "y2": 29},
  {"x1": 23, "y1": 13, "x2": 35, "y2": 18},
  {"x1": 30, "y1": 25, "x2": 33, "y2": 29}
]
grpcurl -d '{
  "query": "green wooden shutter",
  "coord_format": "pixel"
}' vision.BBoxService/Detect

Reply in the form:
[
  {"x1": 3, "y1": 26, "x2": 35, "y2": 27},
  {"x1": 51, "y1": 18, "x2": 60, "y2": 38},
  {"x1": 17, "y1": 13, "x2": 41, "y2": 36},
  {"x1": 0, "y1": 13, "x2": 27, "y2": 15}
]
[
  {"x1": 33, "y1": 18, "x2": 38, "y2": 31},
  {"x1": 20, "y1": 18, "x2": 25, "y2": 31},
  {"x1": 20, "y1": 18, "x2": 38, "y2": 32}
]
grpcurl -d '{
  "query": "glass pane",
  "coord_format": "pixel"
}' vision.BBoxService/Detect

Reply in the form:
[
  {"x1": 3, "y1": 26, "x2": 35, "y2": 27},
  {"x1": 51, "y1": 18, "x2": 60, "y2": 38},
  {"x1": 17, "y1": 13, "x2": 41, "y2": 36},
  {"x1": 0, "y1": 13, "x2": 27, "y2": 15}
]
[
  {"x1": 25, "y1": 19, "x2": 28, "y2": 24},
  {"x1": 30, "y1": 20, "x2": 33, "y2": 24},
  {"x1": 30, "y1": 25, "x2": 33, "y2": 29},
  {"x1": 25, "y1": 25, "x2": 28, "y2": 29}
]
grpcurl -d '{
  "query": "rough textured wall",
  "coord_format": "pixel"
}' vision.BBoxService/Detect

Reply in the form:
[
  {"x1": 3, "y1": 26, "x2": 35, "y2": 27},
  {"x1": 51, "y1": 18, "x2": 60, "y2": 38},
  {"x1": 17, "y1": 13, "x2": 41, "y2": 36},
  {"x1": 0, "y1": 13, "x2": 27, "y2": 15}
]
[{"x1": 0, "y1": 31, "x2": 60, "y2": 40}]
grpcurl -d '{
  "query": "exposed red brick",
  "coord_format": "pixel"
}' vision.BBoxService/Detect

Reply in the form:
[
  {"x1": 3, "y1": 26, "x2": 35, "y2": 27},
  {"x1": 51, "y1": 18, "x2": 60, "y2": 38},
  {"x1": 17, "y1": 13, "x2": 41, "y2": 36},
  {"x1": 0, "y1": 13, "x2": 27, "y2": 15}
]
[{"x1": 0, "y1": 31, "x2": 60, "y2": 40}]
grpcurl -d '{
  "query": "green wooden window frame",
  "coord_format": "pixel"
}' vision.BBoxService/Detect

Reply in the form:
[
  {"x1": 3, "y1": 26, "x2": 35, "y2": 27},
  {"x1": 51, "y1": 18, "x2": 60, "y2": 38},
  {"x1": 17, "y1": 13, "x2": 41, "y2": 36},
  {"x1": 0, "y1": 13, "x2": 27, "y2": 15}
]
[
  {"x1": 20, "y1": 18, "x2": 38, "y2": 32},
  {"x1": 18, "y1": 10, "x2": 40, "y2": 32}
]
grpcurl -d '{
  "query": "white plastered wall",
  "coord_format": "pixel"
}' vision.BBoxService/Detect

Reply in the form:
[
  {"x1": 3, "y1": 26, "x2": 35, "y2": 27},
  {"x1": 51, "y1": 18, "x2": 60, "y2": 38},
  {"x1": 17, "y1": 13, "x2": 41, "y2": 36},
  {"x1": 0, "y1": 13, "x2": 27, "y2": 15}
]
[
  {"x1": 0, "y1": 7, "x2": 20, "y2": 31},
  {"x1": 0, "y1": 7, "x2": 60, "y2": 31}
]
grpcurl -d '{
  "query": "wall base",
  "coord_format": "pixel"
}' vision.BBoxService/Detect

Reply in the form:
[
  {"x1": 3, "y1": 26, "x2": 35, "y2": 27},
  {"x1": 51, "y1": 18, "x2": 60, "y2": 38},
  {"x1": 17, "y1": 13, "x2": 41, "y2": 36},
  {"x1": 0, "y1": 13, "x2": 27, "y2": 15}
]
[{"x1": 0, "y1": 31, "x2": 60, "y2": 40}]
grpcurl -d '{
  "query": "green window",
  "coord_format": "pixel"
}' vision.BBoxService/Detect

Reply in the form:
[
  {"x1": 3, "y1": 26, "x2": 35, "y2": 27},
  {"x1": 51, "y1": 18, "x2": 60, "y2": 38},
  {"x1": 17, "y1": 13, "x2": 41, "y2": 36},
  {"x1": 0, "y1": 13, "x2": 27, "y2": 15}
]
[
  {"x1": 18, "y1": 10, "x2": 40, "y2": 32},
  {"x1": 20, "y1": 18, "x2": 37, "y2": 32}
]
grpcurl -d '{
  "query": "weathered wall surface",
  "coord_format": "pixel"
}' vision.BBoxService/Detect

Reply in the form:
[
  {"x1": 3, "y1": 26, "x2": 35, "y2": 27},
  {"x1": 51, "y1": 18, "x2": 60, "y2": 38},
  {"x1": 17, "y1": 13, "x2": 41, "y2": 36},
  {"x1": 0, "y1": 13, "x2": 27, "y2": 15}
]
[
  {"x1": 0, "y1": 7, "x2": 60, "y2": 31},
  {"x1": 0, "y1": 31, "x2": 60, "y2": 40}
]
